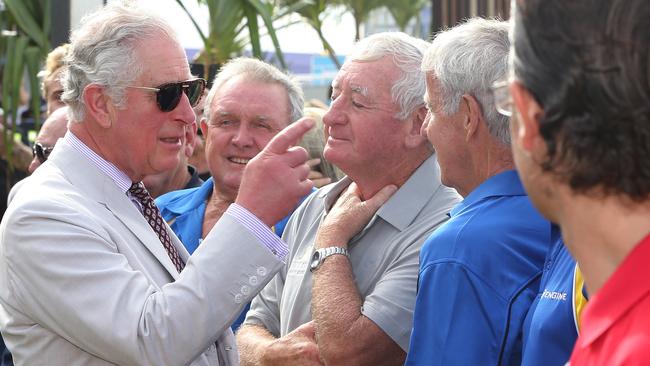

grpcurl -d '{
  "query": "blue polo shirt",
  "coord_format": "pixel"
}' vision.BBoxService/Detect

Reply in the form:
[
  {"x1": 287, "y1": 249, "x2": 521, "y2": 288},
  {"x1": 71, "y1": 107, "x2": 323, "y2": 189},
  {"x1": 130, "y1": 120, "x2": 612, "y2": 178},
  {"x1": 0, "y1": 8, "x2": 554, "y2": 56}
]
[
  {"x1": 405, "y1": 170, "x2": 551, "y2": 365},
  {"x1": 156, "y1": 178, "x2": 312, "y2": 330},
  {"x1": 521, "y1": 227, "x2": 588, "y2": 366}
]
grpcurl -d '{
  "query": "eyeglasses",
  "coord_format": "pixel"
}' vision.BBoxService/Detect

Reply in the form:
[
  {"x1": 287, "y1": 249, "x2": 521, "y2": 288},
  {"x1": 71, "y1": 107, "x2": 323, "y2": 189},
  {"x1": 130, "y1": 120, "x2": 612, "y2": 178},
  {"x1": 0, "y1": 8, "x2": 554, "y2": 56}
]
[
  {"x1": 129, "y1": 78, "x2": 206, "y2": 112},
  {"x1": 32, "y1": 142, "x2": 54, "y2": 163},
  {"x1": 491, "y1": 80, "x2": 513, "y2": 117}
]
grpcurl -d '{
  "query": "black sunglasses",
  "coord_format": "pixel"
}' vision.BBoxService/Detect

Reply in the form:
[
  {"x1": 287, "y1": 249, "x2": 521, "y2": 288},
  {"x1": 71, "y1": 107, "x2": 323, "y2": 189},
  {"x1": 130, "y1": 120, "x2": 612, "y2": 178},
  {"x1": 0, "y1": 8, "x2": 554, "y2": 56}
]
[
  {"x1": 32, "y1": 142, "x2": 54, "y2": 163},
  {"x1": 129, "y1": 78, "x2": 206, "y2": 112}
]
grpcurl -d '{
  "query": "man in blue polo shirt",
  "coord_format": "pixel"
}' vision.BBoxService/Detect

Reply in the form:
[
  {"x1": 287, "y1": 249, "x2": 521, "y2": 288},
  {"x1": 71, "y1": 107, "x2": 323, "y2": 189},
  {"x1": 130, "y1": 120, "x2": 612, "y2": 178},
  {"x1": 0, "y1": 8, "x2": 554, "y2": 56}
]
[
  {"x1": 405, "y1": 18, "x2": 551, "y2": 365},
  {"x1": 521, "y1": 225, "x2": 588, "y2": 366}
]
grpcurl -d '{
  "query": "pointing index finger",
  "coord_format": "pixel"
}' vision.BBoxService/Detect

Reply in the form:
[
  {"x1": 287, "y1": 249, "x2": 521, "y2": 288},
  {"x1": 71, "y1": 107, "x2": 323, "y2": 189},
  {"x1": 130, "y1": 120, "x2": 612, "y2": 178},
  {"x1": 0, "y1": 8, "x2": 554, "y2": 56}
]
[{"x1": 264, "y1": 117, "x2": 315, "y2": 155}]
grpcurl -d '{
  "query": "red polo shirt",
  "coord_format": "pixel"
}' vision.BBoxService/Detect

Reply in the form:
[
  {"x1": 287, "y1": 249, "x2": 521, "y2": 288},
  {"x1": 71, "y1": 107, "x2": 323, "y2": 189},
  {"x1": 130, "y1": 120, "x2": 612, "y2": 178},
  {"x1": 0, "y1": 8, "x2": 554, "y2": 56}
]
[{"x1": 570, "y1": 234, "x2": 650, "y2": 365}]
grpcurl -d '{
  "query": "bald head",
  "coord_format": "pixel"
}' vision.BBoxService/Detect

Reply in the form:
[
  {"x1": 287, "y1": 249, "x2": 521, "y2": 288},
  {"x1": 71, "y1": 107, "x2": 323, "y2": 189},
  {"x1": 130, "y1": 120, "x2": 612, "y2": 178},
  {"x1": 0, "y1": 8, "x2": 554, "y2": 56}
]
[{"x1": 28, "y1": 107, "x2": 69, "y2": 174}]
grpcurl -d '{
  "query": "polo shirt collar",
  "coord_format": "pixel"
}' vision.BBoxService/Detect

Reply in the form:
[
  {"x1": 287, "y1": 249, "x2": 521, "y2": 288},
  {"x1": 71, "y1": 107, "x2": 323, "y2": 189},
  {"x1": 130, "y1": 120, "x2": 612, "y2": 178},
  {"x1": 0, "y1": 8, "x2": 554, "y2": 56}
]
[
  {"x1": 450, "y1": 169, "x2": 525, "y2": 217},
  {"x1": 320, "y1": 155, "x2": 440, "y2": 231},
  {"x1": 577, "y1": 234, "x2": 650, "y2": 346},
  {"x1": 162, "y1": 178, "x2": 214, "y2": 215}
]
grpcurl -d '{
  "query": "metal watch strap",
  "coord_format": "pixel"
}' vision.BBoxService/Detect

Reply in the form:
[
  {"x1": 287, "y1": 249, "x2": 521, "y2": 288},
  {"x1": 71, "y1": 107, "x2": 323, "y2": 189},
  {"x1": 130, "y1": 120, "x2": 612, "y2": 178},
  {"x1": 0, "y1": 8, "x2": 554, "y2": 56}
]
[{"x1": 310, "y1": 246, "x2": 350, "y2": 272}]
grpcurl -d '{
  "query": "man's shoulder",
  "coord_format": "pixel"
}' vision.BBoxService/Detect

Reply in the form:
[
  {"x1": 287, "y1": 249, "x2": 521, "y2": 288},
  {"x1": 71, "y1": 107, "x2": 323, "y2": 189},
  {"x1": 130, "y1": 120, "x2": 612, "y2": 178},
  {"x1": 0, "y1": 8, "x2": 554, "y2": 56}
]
[{"x1": 420, "y1": 192, "x2": 550, "y2": 273}]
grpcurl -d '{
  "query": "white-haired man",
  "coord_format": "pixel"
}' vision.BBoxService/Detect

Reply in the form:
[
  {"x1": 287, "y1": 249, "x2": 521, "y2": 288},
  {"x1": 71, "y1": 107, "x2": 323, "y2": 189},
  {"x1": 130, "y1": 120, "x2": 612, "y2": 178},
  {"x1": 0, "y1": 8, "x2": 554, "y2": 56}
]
[
  {"x1": 237, "y1": 32, "x2": 461, "y2": 366},
  {"x1": 405, "y1": 18, "x2": 551, "y2": 365},
  {"x1": 0, "y1": 4, "x2": 315, "y2": 365}
]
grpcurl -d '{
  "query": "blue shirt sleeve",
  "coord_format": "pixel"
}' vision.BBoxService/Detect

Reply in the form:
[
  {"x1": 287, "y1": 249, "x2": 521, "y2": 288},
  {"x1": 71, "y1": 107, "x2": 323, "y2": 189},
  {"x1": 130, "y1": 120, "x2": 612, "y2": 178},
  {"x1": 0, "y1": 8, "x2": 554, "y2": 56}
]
[{"x1": 406, "y1": 261, "x2": 509, "y2": 365}]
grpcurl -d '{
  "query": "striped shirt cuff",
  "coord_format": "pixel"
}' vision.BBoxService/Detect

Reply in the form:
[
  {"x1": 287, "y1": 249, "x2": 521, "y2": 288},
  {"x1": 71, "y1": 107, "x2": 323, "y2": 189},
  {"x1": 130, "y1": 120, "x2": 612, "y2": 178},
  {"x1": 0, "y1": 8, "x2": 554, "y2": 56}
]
[{"x1": 226, "y1": 203, "x2": 289, "y2": 262}]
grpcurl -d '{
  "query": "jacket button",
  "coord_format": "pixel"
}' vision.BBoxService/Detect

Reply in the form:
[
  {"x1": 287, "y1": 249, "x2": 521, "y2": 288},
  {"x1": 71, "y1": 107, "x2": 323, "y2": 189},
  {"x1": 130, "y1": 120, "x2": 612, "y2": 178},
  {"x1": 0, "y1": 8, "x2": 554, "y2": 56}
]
[
  {"x1": 257, "y1": 267, "x2": 267, "y2": 276},
  {"x1": 241, "y1": 285, "x2": 250, "y2": 295},
  {"x1": 249, "y1": 276, "x2": 258, "y2": 285},
  {"x1": 234, "y1": 294, "x2": 243, "y2": 304}
]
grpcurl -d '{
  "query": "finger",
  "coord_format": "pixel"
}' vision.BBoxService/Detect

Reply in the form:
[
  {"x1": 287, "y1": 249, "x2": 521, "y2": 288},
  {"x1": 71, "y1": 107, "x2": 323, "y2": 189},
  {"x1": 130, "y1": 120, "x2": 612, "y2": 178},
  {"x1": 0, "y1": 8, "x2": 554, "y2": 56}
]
[
  {"x1": 308, "y1": 170, "x2": 324, "y2": 180},
  {"x1": 298, "y1": 179, "x2": 315, "y2": 196},
  {"x1": 284, "y1": 146, "x2": 310, "y2": 168},
  {"x1": 264, "y1": 117, "x2": 315, "y2": 155},
  {"x1": 296, "y1": 321, "x2": 317, "y2": 339},
  {"x1": 338, "y1": 182, "x2": 362, "y2": 202},
  {"x1": 311, "y1": 177, "x2": 331, "y2": 188},
  {"x1": 296, "y1": 164, "x2": 312, "y2": 181},
  {"x1": 307, "y1": 158, "x2": 321, "y2": 168},
  {"x1": 364, "y1": 184, "x2": 397, "y2": 211}
]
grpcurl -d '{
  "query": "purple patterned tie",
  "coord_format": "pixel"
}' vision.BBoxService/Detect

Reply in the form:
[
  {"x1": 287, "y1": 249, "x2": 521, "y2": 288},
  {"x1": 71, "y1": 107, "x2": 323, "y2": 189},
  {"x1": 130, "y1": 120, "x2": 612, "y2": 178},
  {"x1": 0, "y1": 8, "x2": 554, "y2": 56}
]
[{"x1": 129, "y1": 182, "x2": 185, "y2": 273}]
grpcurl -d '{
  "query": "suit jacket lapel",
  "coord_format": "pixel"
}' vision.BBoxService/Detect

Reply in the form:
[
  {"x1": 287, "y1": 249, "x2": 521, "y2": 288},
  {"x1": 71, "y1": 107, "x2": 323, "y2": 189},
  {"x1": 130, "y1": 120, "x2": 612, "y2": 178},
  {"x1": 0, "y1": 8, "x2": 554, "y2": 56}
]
[{"x1": 50, "y1": 138, "x2": 181, "y2": 279}]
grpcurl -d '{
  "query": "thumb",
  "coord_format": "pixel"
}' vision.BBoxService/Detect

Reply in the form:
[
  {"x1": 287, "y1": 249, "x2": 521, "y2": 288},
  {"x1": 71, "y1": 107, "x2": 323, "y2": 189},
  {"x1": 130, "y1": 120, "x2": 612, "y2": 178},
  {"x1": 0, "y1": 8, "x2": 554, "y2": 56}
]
[
  {"x1": 363, "y1": 184, "x2": 397, "y2": 212},
  {"x1": 295, "y1": 321, "x2": 317, "y2": 340}
]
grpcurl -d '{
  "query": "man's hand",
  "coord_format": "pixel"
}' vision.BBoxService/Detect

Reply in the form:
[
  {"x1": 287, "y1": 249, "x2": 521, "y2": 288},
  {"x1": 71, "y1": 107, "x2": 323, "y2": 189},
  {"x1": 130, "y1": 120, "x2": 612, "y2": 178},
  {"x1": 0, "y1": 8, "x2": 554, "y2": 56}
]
[
  {"x1": 315, "y1": 182, "x2": 397, "y2": 249},
  {"x1": 307, "y1": 158, "x2": 332, "y2": 188},
  {"x1": 260, "y1": 322, "x2": 323, "y2": 366},
  {"x1": 236, "y1": 118, "x2": 315, "y2": 226}
]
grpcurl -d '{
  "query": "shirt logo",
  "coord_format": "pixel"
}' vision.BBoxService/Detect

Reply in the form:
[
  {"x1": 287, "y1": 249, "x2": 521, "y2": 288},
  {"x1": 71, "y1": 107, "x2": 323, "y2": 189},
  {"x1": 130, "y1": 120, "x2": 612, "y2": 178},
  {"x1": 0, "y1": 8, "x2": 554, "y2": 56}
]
[{"x1": 541, "y1": 290, "x2": 567, "y2": 301}]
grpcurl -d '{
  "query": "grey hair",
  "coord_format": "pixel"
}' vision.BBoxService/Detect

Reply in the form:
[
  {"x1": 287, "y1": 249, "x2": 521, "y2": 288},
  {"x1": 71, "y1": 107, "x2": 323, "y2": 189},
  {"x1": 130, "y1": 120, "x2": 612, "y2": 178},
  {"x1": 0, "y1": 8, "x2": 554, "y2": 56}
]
[
  {"x1": 348, "y1": 32, "x2": 430, "y2": 120},
  {"x1": 61, "y1": 2, "x2": 179, "y2": 122},
  {"x1": 422, "y1": 17, "x2": 511, "y2": 144},
  {"x1": 203, "y1": 57, "x2": 304, "y2": 124}
]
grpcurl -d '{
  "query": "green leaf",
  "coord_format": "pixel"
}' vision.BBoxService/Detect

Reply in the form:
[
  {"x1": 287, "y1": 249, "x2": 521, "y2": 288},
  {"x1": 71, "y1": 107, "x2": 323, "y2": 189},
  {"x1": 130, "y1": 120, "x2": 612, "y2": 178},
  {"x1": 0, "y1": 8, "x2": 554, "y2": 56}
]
[
  {"x1": 243, "y1": 2, "x2": 262, "y2": 59},
  {"x1": 25, "y1": 46, "x2": 42, "y2": 130},
  {"x1": 4, "y1": 0, "x2": 48, "y2": 49},
  {"x1": 246, "y1": 0, "x2": 286, "y2": 69}
]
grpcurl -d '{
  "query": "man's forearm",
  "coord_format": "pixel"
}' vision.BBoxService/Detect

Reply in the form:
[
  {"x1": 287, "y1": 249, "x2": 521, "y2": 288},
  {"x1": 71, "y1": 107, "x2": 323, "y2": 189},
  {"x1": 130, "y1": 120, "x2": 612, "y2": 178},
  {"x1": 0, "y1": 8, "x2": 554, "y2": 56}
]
[
  {"x1": 311, "y1": 253, "x2": 405, "y2": 365},
  {"x1": 236, "y1": 324, "x2": 277, "y2": 366}
]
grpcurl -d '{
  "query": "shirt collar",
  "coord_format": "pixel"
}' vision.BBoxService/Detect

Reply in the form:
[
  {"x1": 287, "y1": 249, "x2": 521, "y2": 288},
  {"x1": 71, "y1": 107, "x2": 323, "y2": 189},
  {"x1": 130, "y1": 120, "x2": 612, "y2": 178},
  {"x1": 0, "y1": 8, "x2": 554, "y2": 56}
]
[
  {"x1": 65, "y1": 131, "x2": 132, "y2": 193},
  {"x1": 450, "y1": 169, "x2": 526, "y2": 217},
  {"x1": 320, "y1": 155, "x2": 441, "y2": 231},
  {"x1": 159, "y1": 178, "x2": 215, "y2": 215}
]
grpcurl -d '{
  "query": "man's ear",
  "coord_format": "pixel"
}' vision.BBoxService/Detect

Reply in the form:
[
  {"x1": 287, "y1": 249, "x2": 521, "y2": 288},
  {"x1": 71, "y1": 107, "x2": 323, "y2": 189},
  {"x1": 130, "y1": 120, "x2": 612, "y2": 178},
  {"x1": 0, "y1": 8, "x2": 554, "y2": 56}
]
[
  {"x1": 462, "y1": 94, "x2": 481, "y2": 142},
  {"x1": 184, "y1": 121, "x2": 197, "y2": 158},
  {"x1": 82, "y1": 84, "x2": 115, "y2": 129},
  {"x1": 404, "y1": 105, "x2": 428, "y2": 148},
  {"x1": 510, "y1": 81, "x2": 544, "y2": 152}
]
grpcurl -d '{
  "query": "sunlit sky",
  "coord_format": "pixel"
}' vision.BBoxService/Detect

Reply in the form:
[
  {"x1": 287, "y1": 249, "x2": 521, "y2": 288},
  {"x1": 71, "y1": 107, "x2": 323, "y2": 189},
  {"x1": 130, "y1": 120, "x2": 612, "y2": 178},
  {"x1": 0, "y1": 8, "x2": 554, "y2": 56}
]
[{"x1": 132, "y1": 0, "x2": 357, "y2": 55}]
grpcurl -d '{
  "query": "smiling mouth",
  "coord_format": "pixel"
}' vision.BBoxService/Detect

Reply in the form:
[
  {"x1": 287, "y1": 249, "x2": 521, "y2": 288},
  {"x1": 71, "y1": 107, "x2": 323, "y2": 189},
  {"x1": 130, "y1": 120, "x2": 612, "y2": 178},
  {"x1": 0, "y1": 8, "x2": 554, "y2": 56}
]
[
  {"x1": 161, "y1": 137, "x2": 181, "y2": 144},
  {"x1": 228, "y1": 157, "x2": 251, "y2": 165}
]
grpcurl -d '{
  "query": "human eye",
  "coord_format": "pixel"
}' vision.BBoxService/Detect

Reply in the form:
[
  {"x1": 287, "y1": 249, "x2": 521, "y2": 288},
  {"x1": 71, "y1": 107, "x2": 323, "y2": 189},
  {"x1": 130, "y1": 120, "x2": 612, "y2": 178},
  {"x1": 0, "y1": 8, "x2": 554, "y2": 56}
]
[
  {"x1": 254, "y1": 121, "x2": 272, "y2": 131},
  {"x1": 214, "y1": 119, "x2": 235, "y2": 128},
  {"x1": 352, "y1": 99, "x2": 367, "y2": 109}
]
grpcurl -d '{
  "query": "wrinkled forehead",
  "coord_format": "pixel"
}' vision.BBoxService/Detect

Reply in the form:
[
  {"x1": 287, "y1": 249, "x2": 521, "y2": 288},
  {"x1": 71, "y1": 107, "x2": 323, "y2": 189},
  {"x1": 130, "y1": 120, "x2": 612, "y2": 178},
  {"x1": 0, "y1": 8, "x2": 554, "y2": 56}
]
[{"x1": 332, "y1": 58, "x2": 396, "y2": 98}]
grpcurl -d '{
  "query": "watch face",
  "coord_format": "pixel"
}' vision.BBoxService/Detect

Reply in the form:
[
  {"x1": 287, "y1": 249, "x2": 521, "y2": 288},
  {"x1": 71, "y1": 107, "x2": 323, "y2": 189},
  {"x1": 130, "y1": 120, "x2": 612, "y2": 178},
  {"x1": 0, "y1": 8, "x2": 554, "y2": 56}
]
[{"x1": 310, "y1": 250, "x2": 321, "y2": 270}]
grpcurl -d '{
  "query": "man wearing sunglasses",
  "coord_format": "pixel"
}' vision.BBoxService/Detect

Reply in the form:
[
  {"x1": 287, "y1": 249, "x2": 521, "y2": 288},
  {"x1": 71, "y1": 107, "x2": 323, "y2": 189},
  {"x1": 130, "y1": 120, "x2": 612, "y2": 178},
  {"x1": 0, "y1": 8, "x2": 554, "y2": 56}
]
[
  {"x1": 28, "y1": 106, "x2": 69, "y2": 174},
  {"x1": 0, "y1": 4, "x2": 315, "y2": 366}
]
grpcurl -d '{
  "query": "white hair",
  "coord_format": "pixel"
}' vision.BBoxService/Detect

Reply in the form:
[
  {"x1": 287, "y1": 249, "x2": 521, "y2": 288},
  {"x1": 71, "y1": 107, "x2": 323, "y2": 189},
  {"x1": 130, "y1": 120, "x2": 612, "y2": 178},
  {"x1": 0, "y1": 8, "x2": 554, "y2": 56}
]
[
  {"x1": 61, "y1": 2, "x2": 179, "y2": 122},
  {"x1": 348, "y1": 32, "x2": 430, "y2": 120},
  {"x1": 422, "y1": 17, "x2": 511, "y2": 144},
  {"x1": 203, "y1": 57, "x2": 304, "y2": 124}
]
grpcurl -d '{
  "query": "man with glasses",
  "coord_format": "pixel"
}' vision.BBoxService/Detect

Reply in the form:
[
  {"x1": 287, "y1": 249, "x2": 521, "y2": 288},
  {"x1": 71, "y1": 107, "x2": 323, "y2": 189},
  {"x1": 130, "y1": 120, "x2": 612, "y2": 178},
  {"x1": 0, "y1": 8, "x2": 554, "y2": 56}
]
[
  {"x1": 0, "y1": 4, "x2": 315, "y2": 365},
  {"x1": 6, "y1": 107, "x2": 70, "y2": 207},
  {"x1": 508, "y1": 0, "x2": 650, "y2": 364},
  {"x1": 27, "y1": 106, "x2": 69, "y2": 174},
  {"x1": 405, "y1": 18, "x2": 551, "y2": 365}
]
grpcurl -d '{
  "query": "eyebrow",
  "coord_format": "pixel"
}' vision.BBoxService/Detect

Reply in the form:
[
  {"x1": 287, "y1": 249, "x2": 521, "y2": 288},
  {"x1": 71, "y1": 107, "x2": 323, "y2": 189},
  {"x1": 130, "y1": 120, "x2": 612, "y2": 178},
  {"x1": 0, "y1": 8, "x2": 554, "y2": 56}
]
[{"x1": 350, "y1": 84, "x2": 368, "y2": 97}]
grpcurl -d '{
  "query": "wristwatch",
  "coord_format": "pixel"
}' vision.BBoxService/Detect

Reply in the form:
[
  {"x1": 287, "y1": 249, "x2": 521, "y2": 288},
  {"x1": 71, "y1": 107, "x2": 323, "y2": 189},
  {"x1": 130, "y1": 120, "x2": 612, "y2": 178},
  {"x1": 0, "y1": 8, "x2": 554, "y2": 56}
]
[{"x1": 309, "y1": 247, "x2": 350, "y2": 272}]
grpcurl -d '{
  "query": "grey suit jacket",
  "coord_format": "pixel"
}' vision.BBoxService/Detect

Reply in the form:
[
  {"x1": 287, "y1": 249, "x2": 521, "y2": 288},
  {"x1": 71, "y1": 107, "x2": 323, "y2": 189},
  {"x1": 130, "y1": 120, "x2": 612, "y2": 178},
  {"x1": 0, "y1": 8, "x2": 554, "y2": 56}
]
[{"x1": 0, "y1": 137, "x2": 283, "y2": 365}]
